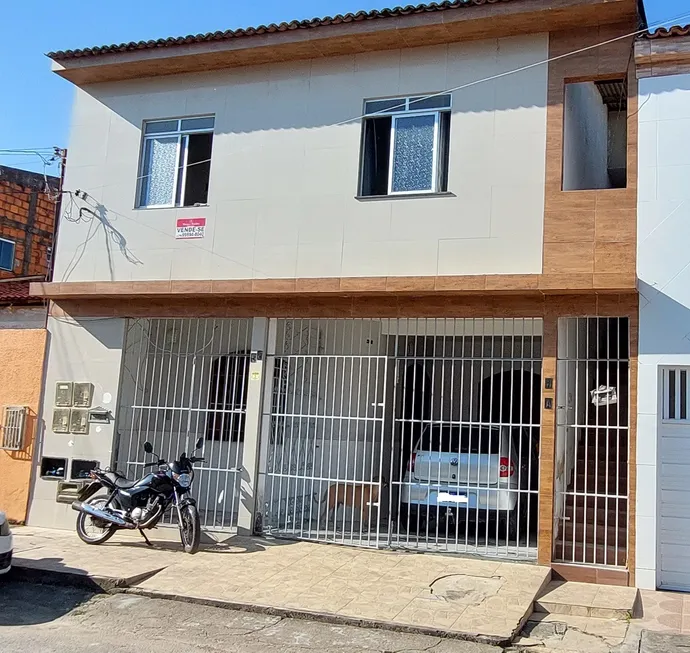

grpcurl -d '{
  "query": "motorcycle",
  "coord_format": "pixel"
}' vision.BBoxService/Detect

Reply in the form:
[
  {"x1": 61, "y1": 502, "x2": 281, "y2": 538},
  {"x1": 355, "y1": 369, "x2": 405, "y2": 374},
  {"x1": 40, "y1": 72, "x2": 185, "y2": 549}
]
[{"x1": 71, "y1": 438, "x2": 204, "y2": 554}]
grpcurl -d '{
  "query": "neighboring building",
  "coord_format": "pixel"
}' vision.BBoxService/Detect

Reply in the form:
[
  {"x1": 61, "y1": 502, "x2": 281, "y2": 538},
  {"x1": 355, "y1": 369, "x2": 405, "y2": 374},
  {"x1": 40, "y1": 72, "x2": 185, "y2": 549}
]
[
  {"x1": 0, "y1": 165, "x2": 59, "y2": 523},
  {"x1": 32, "y1": 0, "x2": 641, "y2": 586},
  {"x1": 635, "y1": 26, "x2": 690, "y2": 592},
  {"x1": 0, "y1": 165, "x2": 58, "y2": 280}
]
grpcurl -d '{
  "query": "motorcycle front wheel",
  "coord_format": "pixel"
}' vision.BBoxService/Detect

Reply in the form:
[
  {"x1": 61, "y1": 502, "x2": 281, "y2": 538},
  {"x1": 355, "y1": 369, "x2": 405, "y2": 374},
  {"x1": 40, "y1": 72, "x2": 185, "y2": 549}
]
[
  {"x1": 76, "y1": 496, "x2": 117, "y2": 545},
  {"x1": 179, "y1": 503, "x2": 200, "y2": 554}
]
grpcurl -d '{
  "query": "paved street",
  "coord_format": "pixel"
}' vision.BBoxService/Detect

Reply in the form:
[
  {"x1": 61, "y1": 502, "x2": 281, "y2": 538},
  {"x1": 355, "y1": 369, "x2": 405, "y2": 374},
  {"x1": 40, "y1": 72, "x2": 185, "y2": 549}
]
[{"x1": 0, "y1": 580, "x2": 499, "y2": 653}]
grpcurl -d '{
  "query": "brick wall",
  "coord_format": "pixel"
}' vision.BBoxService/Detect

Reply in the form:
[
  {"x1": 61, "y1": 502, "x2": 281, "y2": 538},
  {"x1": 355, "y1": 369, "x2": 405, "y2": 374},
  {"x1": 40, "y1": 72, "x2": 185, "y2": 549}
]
[{"x1": 0, "y1": 165, "x2": 59, "y2": 280}]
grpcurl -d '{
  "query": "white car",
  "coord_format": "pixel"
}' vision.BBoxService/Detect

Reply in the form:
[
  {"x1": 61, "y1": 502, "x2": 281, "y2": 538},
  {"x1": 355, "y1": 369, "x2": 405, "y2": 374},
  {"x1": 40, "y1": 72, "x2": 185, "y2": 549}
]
[
  {"x1": 0, "y1": 511, "x2": 12, "y2": 575},
  {"x1": 399, "y1": 424, "x2": 537, "y2": 537}
]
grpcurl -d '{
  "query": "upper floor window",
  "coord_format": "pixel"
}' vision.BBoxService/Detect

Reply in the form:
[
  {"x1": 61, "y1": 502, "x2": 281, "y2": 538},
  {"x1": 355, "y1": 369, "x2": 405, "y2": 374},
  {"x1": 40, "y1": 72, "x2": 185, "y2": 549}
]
[
  {"x1": 137, "y1": 116, "x2": 215, "y2": 208},
  {"x1": 0, "y1": 238, "x2": 15, "y2": 271},
  {"x1": 359, "y1": 95, "x2": 451, "y2": 197},
  {"x1": 562, "y1": 79, "x2": 627, "y2": 191}
]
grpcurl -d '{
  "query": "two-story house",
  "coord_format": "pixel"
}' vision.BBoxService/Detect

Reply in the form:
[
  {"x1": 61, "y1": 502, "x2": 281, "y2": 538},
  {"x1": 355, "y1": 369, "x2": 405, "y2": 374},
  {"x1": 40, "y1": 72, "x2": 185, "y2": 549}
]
[
  {"x1": 0, "y1": 164, "x2": 60, "y2": 522},
  {"x1": 30, "y1": 0, "x2": 642, "y2": 587}
]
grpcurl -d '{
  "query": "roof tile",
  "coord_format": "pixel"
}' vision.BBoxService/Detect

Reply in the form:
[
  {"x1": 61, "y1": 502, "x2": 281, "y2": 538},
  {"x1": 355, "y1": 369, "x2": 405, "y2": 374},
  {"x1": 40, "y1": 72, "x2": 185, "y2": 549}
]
[
  {"x1": 0, "y1": 281, "x2": 42, "y2": 305},
  {"x1": 644, "y1": 25, "x2": 690, "y2": 39},
  {"x1": 48, "y1": 0, "x2": 516, "y2": 60}
]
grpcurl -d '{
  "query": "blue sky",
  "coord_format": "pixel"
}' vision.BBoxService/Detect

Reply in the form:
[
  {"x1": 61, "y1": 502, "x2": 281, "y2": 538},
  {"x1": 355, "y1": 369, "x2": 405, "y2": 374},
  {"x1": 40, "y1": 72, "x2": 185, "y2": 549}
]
[{"x1": 0, "y1": 0, "x2": 685, "y2": 175}]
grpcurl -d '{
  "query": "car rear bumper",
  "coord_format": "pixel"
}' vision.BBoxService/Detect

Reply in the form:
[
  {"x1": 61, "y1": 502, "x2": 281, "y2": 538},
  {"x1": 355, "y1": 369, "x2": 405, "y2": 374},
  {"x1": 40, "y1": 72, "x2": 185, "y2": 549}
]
[
  {"x1": 400, "y1": 482, "x2": 518, "y2": 512},
  {"x1": 0, "y1": 546, "x2": 12, "y2": 575}
]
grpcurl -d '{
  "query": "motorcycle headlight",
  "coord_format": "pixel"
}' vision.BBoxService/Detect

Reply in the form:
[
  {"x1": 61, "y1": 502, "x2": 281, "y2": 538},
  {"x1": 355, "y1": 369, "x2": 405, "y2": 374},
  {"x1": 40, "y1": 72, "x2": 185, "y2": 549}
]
[{"x1": 174, "y1": 472, "x2": 192, "y2": 489}]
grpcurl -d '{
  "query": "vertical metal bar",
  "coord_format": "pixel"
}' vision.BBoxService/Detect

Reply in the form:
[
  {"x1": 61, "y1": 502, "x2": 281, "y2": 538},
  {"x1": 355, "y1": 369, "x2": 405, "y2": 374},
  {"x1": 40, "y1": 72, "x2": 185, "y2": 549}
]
[
  {"x1": 508, "y1": 318, "x2": 516, "y2": 558},
  {"x1": 440, "y1": 318, "x2": 449, "y2": 550},
  {"x1": 341, "y1": 320, "x2": 355, "y2": 543},
  {"x1": 373, "y1": 321, "x2": 385, "y2": 549},
  {"x1": 231, "y1": 319, "x2": 248, "y2": 530},
  {"x1": 308, "y1": 323, "x2": 323, "y2": 540}
]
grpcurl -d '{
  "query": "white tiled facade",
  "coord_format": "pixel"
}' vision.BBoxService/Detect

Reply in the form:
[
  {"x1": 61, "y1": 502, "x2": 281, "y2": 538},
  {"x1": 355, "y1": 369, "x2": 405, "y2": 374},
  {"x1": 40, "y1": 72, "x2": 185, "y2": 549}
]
[
  {"x1": 637, "y1": 72, "x2": 690, "y2": 590},
  {"x1": 54, "y1": 35, "x2": 548, "y2": 283}
]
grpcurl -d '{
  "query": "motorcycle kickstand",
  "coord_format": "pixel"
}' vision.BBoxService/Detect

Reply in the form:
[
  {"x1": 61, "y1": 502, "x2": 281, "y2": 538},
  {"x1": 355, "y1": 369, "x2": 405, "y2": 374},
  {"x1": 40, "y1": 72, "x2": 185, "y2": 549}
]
[{"x1": 139, "y1": 529, "x2": 153, "y2": 547}]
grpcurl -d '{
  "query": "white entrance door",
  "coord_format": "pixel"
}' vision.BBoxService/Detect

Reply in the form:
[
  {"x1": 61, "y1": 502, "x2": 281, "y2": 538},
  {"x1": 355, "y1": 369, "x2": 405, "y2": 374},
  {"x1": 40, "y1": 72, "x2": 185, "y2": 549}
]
[{"x1": 659, "y1": 367, "x2": 690, "y2": 591}]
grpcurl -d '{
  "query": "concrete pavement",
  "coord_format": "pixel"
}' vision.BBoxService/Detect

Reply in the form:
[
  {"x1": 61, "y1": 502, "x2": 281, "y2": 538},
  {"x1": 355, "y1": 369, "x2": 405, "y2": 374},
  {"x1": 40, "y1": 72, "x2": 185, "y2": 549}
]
[
  {"x1": 0, "y1": 581, "x2": 500, "y2": 653},
  {"x1": 10, "y1": 525, "x2": 551, "y2": 645}
]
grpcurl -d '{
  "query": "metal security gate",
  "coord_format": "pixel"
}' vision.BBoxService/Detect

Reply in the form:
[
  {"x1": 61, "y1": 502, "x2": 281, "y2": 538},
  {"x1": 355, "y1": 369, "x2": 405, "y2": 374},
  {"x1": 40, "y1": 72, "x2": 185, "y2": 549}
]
[
  {"x1": 115, "y1": 318, "x2": 253, "y2": 531},
  {"x1": 553, "y1": 317, "x2": 630, "y2": 567},
  {"x1": 262, "y1": 319, "x2": 388, "y2": 547},
  {"x1": 388, "y1": 318, "x2": 541, "y2": 559},
  {"x1": 261, "y1": 318, "x2": 542, "y2": 559}
]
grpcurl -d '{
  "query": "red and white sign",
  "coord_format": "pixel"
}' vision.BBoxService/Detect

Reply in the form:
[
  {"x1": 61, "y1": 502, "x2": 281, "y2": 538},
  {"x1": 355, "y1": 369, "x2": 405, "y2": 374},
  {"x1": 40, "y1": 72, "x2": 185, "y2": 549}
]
[{"x1": 176, "y1": 217, "x2": 206, "y2": 239}]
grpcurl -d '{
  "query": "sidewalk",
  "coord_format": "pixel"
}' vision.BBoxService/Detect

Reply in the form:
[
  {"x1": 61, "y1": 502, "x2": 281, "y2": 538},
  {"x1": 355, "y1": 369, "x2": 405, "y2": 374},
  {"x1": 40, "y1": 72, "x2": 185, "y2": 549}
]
[{"x1": 11, "y1": 525, "x2": 550, "y2": 645}]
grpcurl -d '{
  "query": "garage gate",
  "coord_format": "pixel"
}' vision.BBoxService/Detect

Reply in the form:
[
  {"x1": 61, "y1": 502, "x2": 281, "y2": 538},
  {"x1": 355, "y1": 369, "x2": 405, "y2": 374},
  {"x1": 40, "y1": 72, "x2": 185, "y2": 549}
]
[
  {"x1": 115, "y1": 317, "x2": 253, "y2": 532},
  {"x1": 260, "y1": 318, "x2": 542, "y2": 559},
  {"x1": 659, "y1": 367, "x2": 690, "y2": 591}
]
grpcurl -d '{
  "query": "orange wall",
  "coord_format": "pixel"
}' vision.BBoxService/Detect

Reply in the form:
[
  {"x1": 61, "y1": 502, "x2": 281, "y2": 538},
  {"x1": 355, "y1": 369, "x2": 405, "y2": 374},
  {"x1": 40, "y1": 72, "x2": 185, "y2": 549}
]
[{"x1": 0, "y1": 328, "x2": 46, "y2": 522}]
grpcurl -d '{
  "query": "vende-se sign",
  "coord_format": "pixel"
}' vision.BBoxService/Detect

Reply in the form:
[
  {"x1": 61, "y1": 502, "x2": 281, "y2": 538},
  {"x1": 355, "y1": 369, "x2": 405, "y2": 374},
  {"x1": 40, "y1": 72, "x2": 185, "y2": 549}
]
[{"x1": 176, "y1": 217, "x2": 206, "y2": 239}]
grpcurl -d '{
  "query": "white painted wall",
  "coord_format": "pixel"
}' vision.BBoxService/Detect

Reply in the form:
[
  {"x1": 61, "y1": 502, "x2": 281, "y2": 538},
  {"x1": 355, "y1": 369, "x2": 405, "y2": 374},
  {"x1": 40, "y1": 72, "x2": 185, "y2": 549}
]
[
  {"x1": 636, "y1": 72, "x2": 690, "y2": 589},
  {"x1": 563, "y1": 82, "x2": 610, "y2": 191},
  {"x1": 27, "y1": 316, "x2": 126, "y2": 529},
  {"x1": 54, "y1": 35, "x2": 548, "y2": 283}
]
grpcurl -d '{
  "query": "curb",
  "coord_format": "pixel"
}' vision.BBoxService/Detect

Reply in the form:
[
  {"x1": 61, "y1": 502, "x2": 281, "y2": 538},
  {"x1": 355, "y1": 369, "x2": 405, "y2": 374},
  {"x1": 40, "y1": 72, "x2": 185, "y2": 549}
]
[
  {"x1": 10, "y1": 561, "x2": 514, "y2": 648},
  {"x1": 9, "y1": 561, "x2": 164, "y2": 593},
  {"x1": 118, "y1": 586, "x2": 512, "y2": 648}
]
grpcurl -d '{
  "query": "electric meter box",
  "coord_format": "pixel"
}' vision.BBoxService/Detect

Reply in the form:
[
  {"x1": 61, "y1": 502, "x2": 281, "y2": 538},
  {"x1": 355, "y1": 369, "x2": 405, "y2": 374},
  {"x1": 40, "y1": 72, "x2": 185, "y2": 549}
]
[
  {"x1": 73, "y1": 383, "x2": 94, "y2": 408},
  {"x1": 52, "y1": 408, "x2": 71, "y2": 434},
  {"x1": 55, "y1": 382, "x2": 74, "y2": 407},
  {"x1": 69, "y1": 409, "x2": 90, "y2": 435}
]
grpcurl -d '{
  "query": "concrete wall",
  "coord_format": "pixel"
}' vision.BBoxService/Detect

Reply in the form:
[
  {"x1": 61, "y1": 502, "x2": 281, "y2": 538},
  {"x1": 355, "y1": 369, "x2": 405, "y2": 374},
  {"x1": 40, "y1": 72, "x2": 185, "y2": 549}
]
[
  {"x1": 0, "y1": 309, "x2": 47, "y2": 522},
  {"x1": 27, "y1": 315, "x2": 125, "y2": 529},
  {"x1": 53, "y1": 35, "x2": 548, "y2": 283},
  {"x1": 563, "y1": 82, "x2": 609, "y2": 191},
  {"x1": 636, "y1": 72, "x2": 690, "y2": 589}
]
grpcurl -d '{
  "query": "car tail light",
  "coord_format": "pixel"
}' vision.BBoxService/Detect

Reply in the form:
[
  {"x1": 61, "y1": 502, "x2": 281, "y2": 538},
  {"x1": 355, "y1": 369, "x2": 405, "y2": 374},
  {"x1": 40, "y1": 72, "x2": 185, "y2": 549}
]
[
  {"x1": 407, "y1": 453, "x2": 416, "y2": 473},
  {"x1": 499, "y1": 457, "x2": 515, "y2": 478}
]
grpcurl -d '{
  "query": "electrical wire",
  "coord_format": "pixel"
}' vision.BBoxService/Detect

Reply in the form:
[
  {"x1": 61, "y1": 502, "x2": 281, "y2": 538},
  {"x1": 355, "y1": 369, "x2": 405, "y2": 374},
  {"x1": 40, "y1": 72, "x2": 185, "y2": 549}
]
[
  {"x1": 54, "y1": 7, "x2": 690, "y2": 200},
  {"x1": 49, "y1": 7, "x2": 690, "y2": 283}
]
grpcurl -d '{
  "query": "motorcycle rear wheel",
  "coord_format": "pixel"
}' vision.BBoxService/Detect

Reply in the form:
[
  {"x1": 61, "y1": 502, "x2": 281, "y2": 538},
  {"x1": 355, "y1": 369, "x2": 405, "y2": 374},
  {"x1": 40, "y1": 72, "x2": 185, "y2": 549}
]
[
  {"x1": 76, "y1": 496, "x2": 117, "y2": 545},
  {"x1": 179, "y1": 503, "x2": 200, "y2": 554}
]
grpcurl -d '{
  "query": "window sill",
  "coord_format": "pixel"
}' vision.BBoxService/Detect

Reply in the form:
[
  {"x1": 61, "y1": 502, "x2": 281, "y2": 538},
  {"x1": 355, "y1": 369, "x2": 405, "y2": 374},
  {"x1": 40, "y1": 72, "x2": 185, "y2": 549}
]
[
  {"x1": 134, "y1": 204, "x2": 211, "y2": 211},
  {"x1": 355, "y1": 191, "x2": 456, "y2": 202}
]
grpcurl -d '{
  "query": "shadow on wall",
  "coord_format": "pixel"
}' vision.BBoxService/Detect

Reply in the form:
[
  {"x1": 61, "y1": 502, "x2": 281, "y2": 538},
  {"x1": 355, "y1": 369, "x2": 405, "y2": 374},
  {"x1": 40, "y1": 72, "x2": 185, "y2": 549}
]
[
  {"x1": 639, "y1": 281, "x2": 690, "y2": 356},
  {"x1": 92, "y1": 40, "x2": 549, "y2": 135},
  {"x1": 61, "y1": 197, "x2": 141, "y2": 283}
]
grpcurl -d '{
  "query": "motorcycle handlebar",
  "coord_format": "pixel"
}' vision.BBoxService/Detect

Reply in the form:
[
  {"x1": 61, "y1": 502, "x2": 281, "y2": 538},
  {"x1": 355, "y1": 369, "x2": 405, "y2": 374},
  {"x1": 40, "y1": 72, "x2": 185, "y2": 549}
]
[{"x1": 144, "y1": 460, "x2": 166, "y2": 469}]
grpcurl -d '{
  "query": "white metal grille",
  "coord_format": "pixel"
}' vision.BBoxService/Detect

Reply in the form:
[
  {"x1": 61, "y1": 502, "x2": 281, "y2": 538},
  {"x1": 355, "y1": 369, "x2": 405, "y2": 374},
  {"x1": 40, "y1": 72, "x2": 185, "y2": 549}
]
[
  {"x1": 554, "y1": 317, "x2": 630, "y2": 567},
  {"x1": 261, "y1": 318, "x2": 542, "y2": 559},
  {"x1": 263, "y1": 318, "x2": 388, "y2": 547},
  {"x1": 115, "y1": 318, "x2": 253, "y2": 531},
  {"x1": 1, "y1": 406, "x2": 27, "y2": 451},
  {"x1": 662, "y1": 368, "x2": 690, "y2": 422}
]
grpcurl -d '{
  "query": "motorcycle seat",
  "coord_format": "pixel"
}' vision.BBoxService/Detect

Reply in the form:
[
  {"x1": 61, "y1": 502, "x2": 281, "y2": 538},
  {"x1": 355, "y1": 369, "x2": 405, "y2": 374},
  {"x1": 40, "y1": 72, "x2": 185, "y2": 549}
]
[{"x1": 103, "y1": 471, "x2": 137, "y2": 489}]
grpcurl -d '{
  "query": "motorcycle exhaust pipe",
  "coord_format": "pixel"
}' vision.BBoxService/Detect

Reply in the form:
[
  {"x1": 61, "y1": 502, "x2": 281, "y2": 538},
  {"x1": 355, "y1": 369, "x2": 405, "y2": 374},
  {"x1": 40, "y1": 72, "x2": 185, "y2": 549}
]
[{"x1": 71, "y1": 501, "x2": 135, "y2": 529}]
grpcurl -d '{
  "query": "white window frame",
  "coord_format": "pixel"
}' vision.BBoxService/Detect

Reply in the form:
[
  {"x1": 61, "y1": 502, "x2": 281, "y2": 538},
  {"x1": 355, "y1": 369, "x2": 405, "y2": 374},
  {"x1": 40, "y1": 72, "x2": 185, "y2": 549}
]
[
  {"x1": 360, "y1": 94, "x2": 451, "y2": 197},
  {"x1": 388, "y1": 111, "x2": 441, "y2": 196},
  {"x1": 0, "y1": 237, "x2": 15, "y2": 271},
  {"x1": 661, "y1": 366, "x2": 690, "y2": 423},
  {"x1": 136, "y1": 116, "x2": 215, "y2": 209}
]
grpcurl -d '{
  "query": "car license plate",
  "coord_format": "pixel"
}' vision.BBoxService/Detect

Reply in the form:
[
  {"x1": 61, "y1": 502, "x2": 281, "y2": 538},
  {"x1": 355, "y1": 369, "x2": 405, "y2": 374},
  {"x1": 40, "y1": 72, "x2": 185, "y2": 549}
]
[{"x1": 437, "y1": 491, "x2": 468, "y2": 504}]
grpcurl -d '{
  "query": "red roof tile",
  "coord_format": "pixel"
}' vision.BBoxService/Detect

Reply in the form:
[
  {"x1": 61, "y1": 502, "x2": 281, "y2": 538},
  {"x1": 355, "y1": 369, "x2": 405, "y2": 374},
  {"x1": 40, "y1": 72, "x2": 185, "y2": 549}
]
[
  {"x1": 0, "y1": 281, "x2": 42, "y2": 305},
  {"x1": 645, "y1": 25, "x2": 690, "y2": 39},
  {"x1": 47, "y1": 0, "x2": 518, "y2": 60}
]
